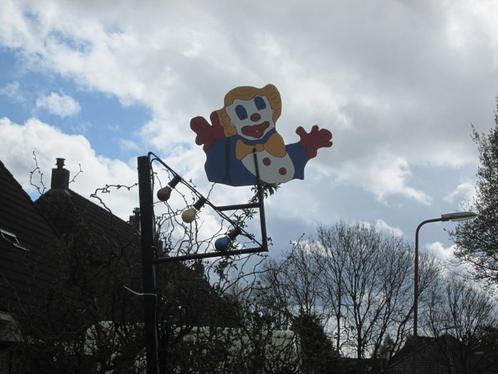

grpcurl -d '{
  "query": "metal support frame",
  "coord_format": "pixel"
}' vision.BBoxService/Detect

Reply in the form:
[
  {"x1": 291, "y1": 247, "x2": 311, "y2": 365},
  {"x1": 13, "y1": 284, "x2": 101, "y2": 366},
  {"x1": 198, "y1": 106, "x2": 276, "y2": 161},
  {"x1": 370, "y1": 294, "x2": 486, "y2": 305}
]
[
  {"x1": 216, "y1": 202, "x2": 259, "y2": 211},
  {"x1": 253, "y1": 148, "x2": 268, "y2": 250},
  {"x1": 150, "y1": 151, "x2": 269, "y2": 263},
  {"x1": 137, "y1": 156, "x2": 160, "y2": 374},
  {"x1": 154, "y1": 247, "x2": 264, "y2": 263},
  {"x1": 137, "y1": 151, "x2": 270, "y2": 373}
]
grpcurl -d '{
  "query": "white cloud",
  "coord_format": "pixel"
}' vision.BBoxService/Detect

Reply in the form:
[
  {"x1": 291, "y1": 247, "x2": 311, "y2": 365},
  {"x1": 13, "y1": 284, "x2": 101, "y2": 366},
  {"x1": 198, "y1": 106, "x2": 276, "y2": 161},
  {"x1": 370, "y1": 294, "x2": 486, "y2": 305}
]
[
  {"x1": 426, "y1": 241, "x2": 456, "y2": 262},
  {"x1": 374, "y1": 219, "x2": 404, "y2": 237},
  {"x1": 424, "y1": 240, "x2": 474, "y2": 276},
  {"x1": 118, "y1": 138, "x2": 141, "y2": 152},
  {"x1": 357, "y1": 219, "x2": 404, "y2": 238},
  {"x1": 0, "y1": 81, "x2": 24, "y2": 102},
  {"x1": 444, "y1": 182, "x2": 476, "y2": 206},
  {"x1": 328, "y1": 151, "x2": 432, "y2": 205},
  {"x1": 36, "y1": 92, "x2": 81, "y2": 118},
  {"x1": 0, "y1": 0, "x2": 495, "y2": 208},
  {"x1": 71, "y1": 121, "x2": 92, "y2": 133},
  {"x1": 0, "y1": 117, "x2": 137, "y2": 219}
]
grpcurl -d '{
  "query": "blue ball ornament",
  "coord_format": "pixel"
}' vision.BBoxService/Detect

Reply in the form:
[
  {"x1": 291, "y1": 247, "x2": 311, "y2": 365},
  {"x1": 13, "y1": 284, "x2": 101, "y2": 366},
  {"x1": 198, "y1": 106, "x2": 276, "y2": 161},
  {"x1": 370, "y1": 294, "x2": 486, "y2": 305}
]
[{"x1": 215, "y1": 236, "x2": 232, "y2": 251}]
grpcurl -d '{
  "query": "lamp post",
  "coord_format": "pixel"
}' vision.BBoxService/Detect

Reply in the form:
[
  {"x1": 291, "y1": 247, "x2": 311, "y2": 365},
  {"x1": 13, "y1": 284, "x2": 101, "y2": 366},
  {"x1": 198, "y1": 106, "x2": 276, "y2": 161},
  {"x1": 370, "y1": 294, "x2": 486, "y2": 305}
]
[{"x1": 412, "y1": 211, "x2": 476, "y2": 374}]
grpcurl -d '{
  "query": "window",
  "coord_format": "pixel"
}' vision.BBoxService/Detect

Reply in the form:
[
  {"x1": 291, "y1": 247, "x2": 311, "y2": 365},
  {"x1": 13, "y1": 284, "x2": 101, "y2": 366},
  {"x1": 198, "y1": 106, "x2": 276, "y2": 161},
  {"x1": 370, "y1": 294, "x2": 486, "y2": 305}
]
[{"x1": 0, "y1": 228, "x2": 29, "y2": 252}]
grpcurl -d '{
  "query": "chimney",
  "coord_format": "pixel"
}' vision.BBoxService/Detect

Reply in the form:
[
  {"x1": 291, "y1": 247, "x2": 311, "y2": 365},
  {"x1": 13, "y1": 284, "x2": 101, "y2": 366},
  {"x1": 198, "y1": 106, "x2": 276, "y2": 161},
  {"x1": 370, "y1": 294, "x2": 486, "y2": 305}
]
[
  {"x1": 51, "y1": 158, "x2": 70, "y2": 190},
  {"x1": 128, "y1": 207, "x2": 140, "y2": 231}
]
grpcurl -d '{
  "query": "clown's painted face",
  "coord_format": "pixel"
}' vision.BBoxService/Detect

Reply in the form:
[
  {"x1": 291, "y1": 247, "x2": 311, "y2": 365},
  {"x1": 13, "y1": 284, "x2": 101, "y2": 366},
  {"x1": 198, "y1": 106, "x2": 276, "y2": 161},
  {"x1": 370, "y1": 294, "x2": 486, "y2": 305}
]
[{"x1": 226, "y1": 95, "x2": 275, "y2": 140}]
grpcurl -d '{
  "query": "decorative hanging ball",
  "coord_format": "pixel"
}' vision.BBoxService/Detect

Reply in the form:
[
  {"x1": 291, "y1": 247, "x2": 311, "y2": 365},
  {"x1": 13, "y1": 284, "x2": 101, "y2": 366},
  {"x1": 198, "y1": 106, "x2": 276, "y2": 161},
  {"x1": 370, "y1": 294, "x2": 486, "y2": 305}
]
[
  {"x1": 157, "y1": 186, "x2": 172, "y2": 201},
  {"x1": 215, "y1": 236, "x2": 232, "y2": 251},
  {"x1": 181, "y1": 207, "x2": 197, "y2": 223}
]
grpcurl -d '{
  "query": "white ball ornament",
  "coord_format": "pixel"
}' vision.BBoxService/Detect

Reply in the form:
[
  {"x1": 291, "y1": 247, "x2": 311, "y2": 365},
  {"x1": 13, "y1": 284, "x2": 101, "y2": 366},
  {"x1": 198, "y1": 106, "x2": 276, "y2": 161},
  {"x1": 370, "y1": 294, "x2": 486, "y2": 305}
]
[{"x1": 181, "y1": 207, "x2": 197, "y2": 223}]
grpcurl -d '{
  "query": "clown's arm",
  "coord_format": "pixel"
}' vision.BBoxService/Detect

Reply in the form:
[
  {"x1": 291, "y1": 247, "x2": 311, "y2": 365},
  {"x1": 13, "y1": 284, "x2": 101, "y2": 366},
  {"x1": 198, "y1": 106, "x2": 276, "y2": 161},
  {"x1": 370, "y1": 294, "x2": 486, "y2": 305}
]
[
  {"x1": 296, "y1": 125, "x2": 333, "y2": 158},
  {"x1": 285, "y1": 125, "x2": 333, "y2": 179},
  {"x1": 190, "y1": 111, "x2": 226, "y2": 151}
]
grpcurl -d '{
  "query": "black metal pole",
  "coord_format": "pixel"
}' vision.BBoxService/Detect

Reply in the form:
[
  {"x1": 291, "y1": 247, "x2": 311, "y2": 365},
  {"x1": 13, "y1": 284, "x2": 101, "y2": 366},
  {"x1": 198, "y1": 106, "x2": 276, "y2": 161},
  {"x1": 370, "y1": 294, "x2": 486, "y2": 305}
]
[
  {"x1": 154, "y1": 246, "x2": 264, "y2": 263},
  {"x1": 216, "y1": 202, "x2": 260, "y2": 211},
  {"x1": 252, "y1": 149, "x2": 268, "y2": 250},
  {"x1": 138, "y1": 156, "x2": 160, "y2": 374},
  {"x1": 412, "y1": 217, "x2": 442, "y2": 374}
]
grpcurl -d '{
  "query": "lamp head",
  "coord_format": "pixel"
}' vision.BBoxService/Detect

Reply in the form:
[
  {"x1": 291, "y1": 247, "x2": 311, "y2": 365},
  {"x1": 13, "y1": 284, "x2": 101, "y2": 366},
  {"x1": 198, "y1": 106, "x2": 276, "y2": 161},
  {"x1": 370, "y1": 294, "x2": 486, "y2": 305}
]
[{"x1": 440, "y1": 211, "x2": 477, "y2": 222}]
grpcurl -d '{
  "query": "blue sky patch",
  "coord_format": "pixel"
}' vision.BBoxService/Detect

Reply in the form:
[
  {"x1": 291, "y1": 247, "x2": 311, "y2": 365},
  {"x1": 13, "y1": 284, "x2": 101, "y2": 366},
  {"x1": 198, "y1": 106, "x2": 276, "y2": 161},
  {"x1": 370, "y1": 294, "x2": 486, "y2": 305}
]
[{"x1": 0, "y1": 47, "x2": 151, "y2": 159}]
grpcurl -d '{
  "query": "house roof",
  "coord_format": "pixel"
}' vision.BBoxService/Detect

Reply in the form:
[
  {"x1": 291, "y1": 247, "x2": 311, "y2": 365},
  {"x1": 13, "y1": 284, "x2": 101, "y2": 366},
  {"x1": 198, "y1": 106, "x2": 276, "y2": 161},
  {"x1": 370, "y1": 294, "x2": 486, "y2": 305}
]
[
  {"x1": 388, "y1": 334, "x2": 498, "y2": 374},
  {"x1": 0, "y1": 161, "x2": 58, "y2": 313},
  {"x1": 387, "y1": 335, "x2": 476, "y2": 374},
  {"x1": 36, "y1": 188, "x2": 141, "y2": 267},
  {"x1": 35, "y1": 188, "x2": 145, "y2": 321},
  {"x1": 35, "y1": 186, "x2": 240, "y2": 326}
]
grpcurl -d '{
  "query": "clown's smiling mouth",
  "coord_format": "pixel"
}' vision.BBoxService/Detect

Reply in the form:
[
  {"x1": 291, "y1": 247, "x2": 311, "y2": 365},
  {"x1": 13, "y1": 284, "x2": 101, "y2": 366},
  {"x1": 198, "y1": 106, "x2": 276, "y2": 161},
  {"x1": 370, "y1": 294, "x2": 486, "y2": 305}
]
[{"x1": 241, "y1": 121, "x2": 269, "y2": 139}]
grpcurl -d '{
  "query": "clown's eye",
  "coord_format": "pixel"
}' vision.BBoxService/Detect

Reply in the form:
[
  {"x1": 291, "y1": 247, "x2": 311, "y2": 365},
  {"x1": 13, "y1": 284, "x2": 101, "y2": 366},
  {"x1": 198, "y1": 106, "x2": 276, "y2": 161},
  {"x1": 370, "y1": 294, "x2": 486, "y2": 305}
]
[
  {"x1": 254, "y1": 96, "x2": 266, "y2": 110},
  {"x1": 235, "y1": 105, "x2": 248, "y2": 120}
]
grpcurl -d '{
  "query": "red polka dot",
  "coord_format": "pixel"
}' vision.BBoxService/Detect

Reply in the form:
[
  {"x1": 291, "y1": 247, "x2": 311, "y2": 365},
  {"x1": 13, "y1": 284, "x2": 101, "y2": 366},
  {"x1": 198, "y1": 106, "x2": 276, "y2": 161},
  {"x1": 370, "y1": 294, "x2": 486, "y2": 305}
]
[
  {"x1": 278, "y1": 167, "x2": 287, "y2": 175},
  {"x1": 263, "y1": 157, "x2": 271, "y2": 166}
]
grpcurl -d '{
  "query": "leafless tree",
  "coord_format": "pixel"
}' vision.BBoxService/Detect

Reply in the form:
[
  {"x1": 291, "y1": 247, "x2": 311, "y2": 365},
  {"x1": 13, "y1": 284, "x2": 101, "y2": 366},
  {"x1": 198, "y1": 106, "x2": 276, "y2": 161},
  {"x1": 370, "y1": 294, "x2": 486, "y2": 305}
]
[
  {"x1": 261, "y1": 222, "x2": 441, "y2": 365},
  {"x1": 265, "y1": 241, "x2": 324, "y2": 316},
  {"x1": 315, "y1": 225, "x2": 347, "y2": 353},
  {"x1": 424, "y1": 275, "x2": 498, "y2": 374}
]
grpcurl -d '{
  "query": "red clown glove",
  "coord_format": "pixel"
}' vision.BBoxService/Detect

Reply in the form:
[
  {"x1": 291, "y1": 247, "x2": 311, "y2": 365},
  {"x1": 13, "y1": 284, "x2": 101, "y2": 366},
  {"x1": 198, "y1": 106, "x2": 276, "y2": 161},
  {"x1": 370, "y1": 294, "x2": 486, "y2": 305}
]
[
  {"x1": 296, "y1": 125, "x2": 333, "y2": 158},
  {"x1": 190, "y1": 111, "x2": 226, "y2": 151}
]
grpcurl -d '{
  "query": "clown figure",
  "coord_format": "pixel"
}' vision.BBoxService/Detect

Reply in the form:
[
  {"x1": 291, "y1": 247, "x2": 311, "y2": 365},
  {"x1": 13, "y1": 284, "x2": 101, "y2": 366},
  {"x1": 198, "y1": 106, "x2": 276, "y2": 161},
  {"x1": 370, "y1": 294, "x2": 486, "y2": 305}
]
[{"x1": 190, "y1": 84, "x2": 332, "y2": 186}]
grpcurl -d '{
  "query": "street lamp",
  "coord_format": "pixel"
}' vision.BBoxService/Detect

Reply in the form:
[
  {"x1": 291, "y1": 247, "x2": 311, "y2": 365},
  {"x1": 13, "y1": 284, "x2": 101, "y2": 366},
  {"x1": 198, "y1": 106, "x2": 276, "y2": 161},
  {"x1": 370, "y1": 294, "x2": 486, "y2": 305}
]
[{"x1": 412, "y1": 211, "x2": 477, "y2": 374}]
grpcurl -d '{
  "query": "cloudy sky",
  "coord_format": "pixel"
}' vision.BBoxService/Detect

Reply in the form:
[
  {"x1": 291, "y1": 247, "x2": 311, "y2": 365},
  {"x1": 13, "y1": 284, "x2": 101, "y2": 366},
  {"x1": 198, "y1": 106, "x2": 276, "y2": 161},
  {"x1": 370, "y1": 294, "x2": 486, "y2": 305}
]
[{"x1": 1, "y1": 0, "x2": 497, "y2": 264}]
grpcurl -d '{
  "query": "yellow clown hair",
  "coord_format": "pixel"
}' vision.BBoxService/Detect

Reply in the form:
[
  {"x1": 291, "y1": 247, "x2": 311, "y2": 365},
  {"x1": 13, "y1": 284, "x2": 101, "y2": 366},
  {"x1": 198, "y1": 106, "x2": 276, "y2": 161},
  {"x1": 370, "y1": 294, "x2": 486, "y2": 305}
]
[{"x1": 216, "y1": 84, "x2": 282, "y2": 138}]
